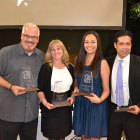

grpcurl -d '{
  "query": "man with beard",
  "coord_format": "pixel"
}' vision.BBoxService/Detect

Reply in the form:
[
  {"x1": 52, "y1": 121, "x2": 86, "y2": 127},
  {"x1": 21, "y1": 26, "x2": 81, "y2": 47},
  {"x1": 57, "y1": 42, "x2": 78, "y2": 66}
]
[{"x1": 0, "y1": 23, "x2": 44, "y2": 140}]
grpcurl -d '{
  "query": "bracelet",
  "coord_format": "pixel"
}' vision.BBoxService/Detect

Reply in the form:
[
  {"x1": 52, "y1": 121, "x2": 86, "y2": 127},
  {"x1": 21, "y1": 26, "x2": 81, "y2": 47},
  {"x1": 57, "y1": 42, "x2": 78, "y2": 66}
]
[{"x1": 9, "y1": 84, "x2": 13, "y2": 90}]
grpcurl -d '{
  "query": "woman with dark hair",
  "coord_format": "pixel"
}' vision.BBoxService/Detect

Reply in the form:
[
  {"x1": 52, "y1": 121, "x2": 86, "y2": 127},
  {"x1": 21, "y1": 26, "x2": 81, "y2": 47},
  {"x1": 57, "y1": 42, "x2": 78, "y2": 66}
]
[{"x1": 73, "y1": 31, "x2": 110, "y2": 140}]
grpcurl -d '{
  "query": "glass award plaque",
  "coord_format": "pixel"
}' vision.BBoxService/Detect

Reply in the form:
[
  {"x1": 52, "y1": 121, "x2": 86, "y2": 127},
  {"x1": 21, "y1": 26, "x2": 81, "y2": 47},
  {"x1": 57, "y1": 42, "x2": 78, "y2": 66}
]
[
  {"x1": 78, "y1": 71, "x2": 93, "y2": 96},
  {"x1": 19, "y1": 66, "x2": 38, "y2": 92},
  {"x1": 52, "y1": 81, "x2": 71, "y2": 108}
]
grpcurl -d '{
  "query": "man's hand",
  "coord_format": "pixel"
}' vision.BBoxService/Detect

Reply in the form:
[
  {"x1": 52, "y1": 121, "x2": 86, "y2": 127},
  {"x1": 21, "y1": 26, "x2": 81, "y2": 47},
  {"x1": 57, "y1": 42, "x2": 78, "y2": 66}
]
[
  {"x1": 127, "y1": 105, "x2": 140, "y2": 115},
  {"x1": 11, "y1": 85, "x2": 27, "y2": 96}
]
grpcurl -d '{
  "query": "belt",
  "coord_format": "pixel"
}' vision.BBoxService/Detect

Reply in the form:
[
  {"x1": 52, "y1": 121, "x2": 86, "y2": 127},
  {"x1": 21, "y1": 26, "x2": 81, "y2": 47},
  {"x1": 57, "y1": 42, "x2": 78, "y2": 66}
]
[{"x1": 111, "y1": 102, "x2": 129, "y2": 110}]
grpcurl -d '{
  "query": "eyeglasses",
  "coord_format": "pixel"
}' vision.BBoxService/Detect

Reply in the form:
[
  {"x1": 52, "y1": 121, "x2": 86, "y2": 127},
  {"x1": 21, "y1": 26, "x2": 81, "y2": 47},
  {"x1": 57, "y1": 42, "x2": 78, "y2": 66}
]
[{"x1": 22, "y1": 34, "x2": 38, "y2": 40}]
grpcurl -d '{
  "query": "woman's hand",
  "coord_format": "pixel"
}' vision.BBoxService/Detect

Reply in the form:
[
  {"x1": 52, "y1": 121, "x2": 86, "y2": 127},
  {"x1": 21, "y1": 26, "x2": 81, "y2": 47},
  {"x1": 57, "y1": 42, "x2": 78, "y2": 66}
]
[
  {"x1": 84, "y1": 93, "x2": 102, "y2": 104},
  {"x1": 67, "y1": 96, "x2": 74, "y2": 105},
  {"x1": 38, "y1": 91, "x2": 54, "y2": 110},
  {"x1": 73, "y1": 86, "x2": 80, "y2": 96},
  {"x1": 42, "y1": 98, "x2": 54, "y2": 110}
]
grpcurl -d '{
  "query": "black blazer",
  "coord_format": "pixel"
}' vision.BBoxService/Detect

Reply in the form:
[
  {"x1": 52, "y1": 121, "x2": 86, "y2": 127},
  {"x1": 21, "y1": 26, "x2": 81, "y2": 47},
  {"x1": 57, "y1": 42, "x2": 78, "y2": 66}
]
[{"x1": 107, "y1": 54, "x2": 140, "y2": 108}]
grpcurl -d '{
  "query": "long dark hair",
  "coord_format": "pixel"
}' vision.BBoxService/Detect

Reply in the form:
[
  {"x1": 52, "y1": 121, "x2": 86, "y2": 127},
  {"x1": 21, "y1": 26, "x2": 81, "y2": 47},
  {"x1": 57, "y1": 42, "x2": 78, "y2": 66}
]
[{"x1": 74, "y1": 31, "x2": 102, "y2": 77}]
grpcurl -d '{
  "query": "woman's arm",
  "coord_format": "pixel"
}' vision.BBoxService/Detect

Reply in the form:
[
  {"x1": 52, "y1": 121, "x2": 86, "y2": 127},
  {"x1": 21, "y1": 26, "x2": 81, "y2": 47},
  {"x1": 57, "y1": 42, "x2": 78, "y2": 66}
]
[
  {"x1": 38, "y1": 91, "x2": 53, "y2": 110},
  {"x1": 100, "y1": 59, "x2": 110, "y2": 101},
  {"x1": 85, "y1": 59, "x2": 110, "y2": 104}
]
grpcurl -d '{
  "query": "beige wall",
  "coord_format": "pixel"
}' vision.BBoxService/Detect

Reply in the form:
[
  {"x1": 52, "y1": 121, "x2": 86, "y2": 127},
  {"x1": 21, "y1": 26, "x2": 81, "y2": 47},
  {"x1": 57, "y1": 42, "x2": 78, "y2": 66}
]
[{"x1": 0, "y1": 0, "x2": 124, "y2": 28}]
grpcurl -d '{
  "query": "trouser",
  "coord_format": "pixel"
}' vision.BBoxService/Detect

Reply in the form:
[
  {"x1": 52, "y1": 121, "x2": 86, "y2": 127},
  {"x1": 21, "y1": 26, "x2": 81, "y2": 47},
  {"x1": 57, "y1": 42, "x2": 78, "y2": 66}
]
[
  {"x1": 0, "y1": 118, "x2": 38, "y2": 140},
  {"x1": 108, "y1": 111, "x2": 140, "y2": 140}
]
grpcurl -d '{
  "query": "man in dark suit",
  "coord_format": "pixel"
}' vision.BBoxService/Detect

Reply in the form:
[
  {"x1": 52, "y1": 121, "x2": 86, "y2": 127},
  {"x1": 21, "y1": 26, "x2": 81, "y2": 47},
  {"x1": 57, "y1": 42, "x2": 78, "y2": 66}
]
[{"x1": 107, "y1": 30, "x2": 140, "y2": 140}]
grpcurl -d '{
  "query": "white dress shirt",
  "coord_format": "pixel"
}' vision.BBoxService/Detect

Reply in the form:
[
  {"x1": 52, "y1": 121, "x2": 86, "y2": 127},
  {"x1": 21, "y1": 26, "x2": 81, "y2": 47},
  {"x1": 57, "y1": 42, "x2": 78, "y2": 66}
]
[{"x1": 111, "y1": 54, "x2": 130, "y2": 106}]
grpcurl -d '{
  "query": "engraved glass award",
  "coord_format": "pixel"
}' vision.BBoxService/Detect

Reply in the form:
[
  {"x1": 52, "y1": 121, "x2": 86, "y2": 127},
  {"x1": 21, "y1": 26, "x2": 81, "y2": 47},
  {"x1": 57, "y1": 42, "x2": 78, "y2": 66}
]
[
  {"x1": 19, "y1": 66, "x2": 39, "y2": 92},
  {"x1": 52, "y1": 81, "x2": 71, "y2": 108},
  {"x1": 76, "y1": 71, "x2": 93, "y2": 96}
]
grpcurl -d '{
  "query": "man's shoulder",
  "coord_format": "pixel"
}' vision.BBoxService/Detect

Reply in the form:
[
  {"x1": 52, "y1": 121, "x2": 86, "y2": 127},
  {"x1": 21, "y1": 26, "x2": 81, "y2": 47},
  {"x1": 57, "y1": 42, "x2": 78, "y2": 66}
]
[
  {"x1": 35, "y1": 48, "x2": 45, "y2": 61},
  {"x1": 35, "y1": 48, "x2": 45, "y2": 55},
  {"x1": 131, "y1": 54, "x2": 140, "y2": 59},
  {"x1": 130, "y1": 54, "x2": 140, "y2": 63},
  {"x1": 0, "y1": 44, "x2": 20, "y2": 53},
  {"x1": 130, "y1": 54, "x2": 140, "y2": 66}
]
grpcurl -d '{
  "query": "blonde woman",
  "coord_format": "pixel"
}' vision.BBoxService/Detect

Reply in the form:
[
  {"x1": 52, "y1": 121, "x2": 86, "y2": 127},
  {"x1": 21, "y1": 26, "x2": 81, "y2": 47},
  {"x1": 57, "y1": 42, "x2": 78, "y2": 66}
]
[{"x1": 37, "y1": 40, "x2": 74, "y2": 140}]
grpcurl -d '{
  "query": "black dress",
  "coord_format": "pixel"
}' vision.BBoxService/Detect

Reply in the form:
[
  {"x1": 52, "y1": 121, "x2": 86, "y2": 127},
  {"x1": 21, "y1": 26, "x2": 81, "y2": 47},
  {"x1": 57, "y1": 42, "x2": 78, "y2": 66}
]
[{"x1": 38, "y1": 63, "x2": 74, "y2": 139}]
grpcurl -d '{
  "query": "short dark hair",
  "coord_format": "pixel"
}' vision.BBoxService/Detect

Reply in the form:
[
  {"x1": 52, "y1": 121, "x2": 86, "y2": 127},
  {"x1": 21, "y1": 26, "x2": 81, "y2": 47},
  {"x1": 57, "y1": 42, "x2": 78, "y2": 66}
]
[{"x1": 114, "y1": 30, "x2": 133, "y2": 43}]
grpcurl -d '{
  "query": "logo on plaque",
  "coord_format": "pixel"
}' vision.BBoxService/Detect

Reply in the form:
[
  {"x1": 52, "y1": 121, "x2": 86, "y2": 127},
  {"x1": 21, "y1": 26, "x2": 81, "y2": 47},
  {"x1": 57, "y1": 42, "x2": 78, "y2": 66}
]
[
  {"x1": 19, "y1": 66, "x2": 38, "y2": 92},
  {"x1": 79, "y1": 71, "x2": 93, "y2": 95},
  {"x1": 52, "y1": 81, "x2": 71, "y2": 108}
]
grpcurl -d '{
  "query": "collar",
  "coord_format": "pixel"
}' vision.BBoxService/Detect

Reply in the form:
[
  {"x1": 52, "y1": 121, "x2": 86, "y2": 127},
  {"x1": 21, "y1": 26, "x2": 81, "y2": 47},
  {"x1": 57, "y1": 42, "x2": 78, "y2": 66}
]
[
  {"x1": 115, "y1": 54, "x2": 130, "y2": 63},
  {"x1": 19, "y1": 44, "x2": 38, "y2": 56}
]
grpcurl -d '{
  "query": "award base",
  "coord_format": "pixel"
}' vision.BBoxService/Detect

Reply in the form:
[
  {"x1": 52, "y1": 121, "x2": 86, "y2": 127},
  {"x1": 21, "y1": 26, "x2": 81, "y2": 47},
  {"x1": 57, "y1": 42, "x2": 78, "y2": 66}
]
[
  {"x1": 75, "y1": 92, "x2": 93, "y2": 97},
  {"x1": 51, "y1": 91, "x2": 70, "y2": 108},
  {"x1": 52, "y1": 101, "x2": 71, "y2": 109},
  {"x1": 18, "y1": 88, "x2": 39, "y2": 93},
  {"x1": 114, "y1": 107, "x2": 135, "y2": 112}
]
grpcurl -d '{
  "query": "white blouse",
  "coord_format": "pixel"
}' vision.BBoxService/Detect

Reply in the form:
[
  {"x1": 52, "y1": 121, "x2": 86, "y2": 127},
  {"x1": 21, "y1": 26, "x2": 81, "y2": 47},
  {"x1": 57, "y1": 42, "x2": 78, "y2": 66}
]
[{"x1": 51, "y1": 66, "x2": 73, "y2": 92}]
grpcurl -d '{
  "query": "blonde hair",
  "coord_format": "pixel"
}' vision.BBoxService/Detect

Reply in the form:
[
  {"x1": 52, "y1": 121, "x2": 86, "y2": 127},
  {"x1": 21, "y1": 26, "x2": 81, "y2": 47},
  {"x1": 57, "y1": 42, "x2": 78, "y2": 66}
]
[
  {"x1": 45, "y1": 39, "x2": 69, "y2": 67},
  {"x1": 22, "y1": 22, "x2": 40, "y2": 36}
]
